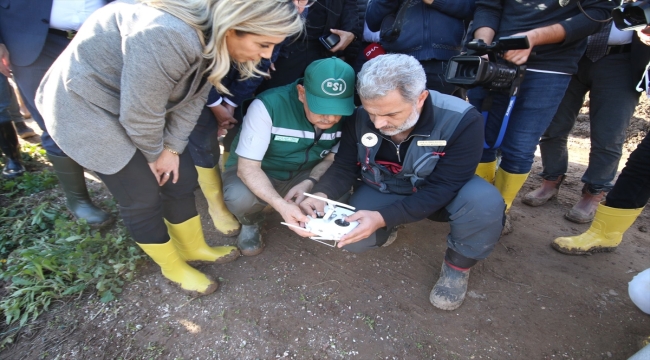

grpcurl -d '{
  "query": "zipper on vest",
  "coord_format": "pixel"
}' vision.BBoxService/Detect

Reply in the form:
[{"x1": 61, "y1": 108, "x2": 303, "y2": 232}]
[
  {"x1": 384, "y1": 138, "x2": 402, "y2": 162},
  {"x1": 295, "y1": 139, "x2": 317, "y2": 173}
]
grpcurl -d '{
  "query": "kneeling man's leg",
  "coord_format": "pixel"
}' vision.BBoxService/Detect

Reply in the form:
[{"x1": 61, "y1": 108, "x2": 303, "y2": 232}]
[
  {"x1": 429, "y1": 176, "x2": 505, "y2": 310},
  {"x1": 222, "y1": 166, "x2": 267, "y2": 256},
  {"x1": 343, "y1": 184, "x2": 406, "y2": 253}
]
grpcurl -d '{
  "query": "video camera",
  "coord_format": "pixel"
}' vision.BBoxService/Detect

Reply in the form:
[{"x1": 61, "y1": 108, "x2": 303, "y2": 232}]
[
  {"x1": 445, "y1": 35, "x2": 529, "y2": 95},
  {"x1": 612, "y1": 0, "x2": 650, "y2": 31}
]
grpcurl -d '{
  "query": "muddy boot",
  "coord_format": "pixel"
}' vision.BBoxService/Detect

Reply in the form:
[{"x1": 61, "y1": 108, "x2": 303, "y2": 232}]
[
  {"x1": 522, "y1": 175, "x2": 565, "y2": 207},
  {"x1": 13, "y1": 121, "x2": 36, "y2": 139},
  {"x1": 237, "y1": 212, "x2": 265, "y2": 256},
  {"x1": 137, "y1": 240, "x2": 218, "y2": 296},
  {"x1": 494, "y1": 168, "x2": 529, "y2": 212},
  {"x1": 47, "y1": 154, "x2": 112, "y2": 226},
  {"x1": 0, "y1": 122, "x2": 26, "y2": 178},
  {"x1": 552, "y1": 203, "x2": 643, "y2": 255},
  {"x1": 429, "y1": 261, "x2": 471, "y2": 311},
  {"x1": 195, "y1": 166, "x2": 241, "y2": 236},
  {"x1": 564, "y1": 184, "x2": 605, "y2": 224},
  {"x1": 475, "y1": 160, "x2": 497, "y2": 184},
  {"x1": 165, "y1": 215, "x2": 240, "y2": 264},
  {"x1": 501, "y1": 213, "x2": 513, "y2": 236},
  {"x1": 381, "y1": 229, "x2": 399, "y2": 248}
]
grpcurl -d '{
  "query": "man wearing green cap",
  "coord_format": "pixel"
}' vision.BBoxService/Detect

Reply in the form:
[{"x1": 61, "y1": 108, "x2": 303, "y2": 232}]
[{"x1": 222, "y1": 57, "x2": 355, "y2": 256}]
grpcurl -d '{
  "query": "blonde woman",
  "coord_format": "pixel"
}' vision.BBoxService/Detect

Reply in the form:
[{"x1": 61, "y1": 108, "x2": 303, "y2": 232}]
[{"x1": 36, "y1": 0, "x2": 303, "y2": 296}]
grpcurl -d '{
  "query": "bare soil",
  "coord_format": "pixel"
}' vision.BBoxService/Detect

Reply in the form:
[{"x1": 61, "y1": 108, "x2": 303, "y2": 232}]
[{"x1": 1, "y1": 97, "x2": 649, "y2": 360}]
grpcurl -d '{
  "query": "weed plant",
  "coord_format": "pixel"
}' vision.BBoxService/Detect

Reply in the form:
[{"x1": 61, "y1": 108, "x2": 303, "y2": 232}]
[{"x1": 0, "y1": 144, "x2": 144, "y2": 345}]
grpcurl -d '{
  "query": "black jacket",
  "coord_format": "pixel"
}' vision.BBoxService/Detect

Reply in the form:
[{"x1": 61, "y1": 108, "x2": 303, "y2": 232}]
[{"x1": 313, "y1": 94, "x2": 485, "y2": 229}]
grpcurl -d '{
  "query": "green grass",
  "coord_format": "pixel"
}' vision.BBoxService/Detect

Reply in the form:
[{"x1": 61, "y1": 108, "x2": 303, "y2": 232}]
[{"x1": 0, "y1": 143, "x2": 145, "y2": 347}]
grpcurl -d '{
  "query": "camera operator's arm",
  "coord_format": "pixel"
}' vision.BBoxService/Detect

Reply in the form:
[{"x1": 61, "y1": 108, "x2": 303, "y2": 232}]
[
  {"x1": 472, "y1": 0, "x2": 502, "y2": 43},
  {"x1": 504, "y1": 24, "x2": 566, "y2": 65},
  {"x1": 474, "y1": 27, "x2": 495, "y2": 45}
]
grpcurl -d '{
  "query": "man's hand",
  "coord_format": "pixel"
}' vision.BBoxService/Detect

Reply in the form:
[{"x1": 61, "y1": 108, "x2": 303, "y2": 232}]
[
  {"x1": 299, "y1": 192, "x2": 328, "y2": 218},
  {"x1": 284, "y1": 179, "x2": 314, "y2": 205},
  {"x1": 638, "y1": 26, "x2": 650, "y2": 46},
  {"x1": 336, "y1": 210, "x2": 386, "y2": 248},
  {"x1": 329, "y1": 29, "x2": 355, "y2": 53},
  {"x1": 148, "y1": 149, "x2": 180, "y2": 186},
  {"x1": 503, "y1": 25, "x2": 565, "y2": 65},
  {"x1": 503, "y1": 31, "x2": 536, "y2": 65},
  {"x1": 210, "y1": 104, "x2": 238, "y2": 130},
  {"x1": 0, "y1": 44, "x2": 11, "y2": 77},
  {"x1": 277, "y1": 200, "x2": 315, "y2": 237}
]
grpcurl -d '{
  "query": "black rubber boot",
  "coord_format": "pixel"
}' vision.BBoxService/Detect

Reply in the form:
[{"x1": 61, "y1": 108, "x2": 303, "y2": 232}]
[
  {"x1": 429, "y1": 261, "x2": 471, "y2": 311},
  {"x1": 237, "y1": 212, "x2": 265, "y2": 256},
  {"x1": 0, "y1": 122, "x2": 26, "y2": 178},
  {"x1": 47, "y1": 154, "x2": 112, "y2": 226}
]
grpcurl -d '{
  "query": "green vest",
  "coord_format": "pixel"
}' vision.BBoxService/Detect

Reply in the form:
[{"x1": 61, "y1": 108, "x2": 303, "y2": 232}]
[{"x1": 226, "y1": 81, "x2": 343, "y2": 181}]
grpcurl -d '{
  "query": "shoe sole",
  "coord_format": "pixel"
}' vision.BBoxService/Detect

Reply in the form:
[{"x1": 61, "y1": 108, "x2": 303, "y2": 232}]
[
  {"x1": 563, "y1": 212, "x2": 594, "y2": 224},
  {"x1": 185, "y1": 248, "x2": 242, "y2": 266},
  {"x1": 165, "y1": 275, "x2": 219, "y2": 296},
  {"x1": 18, "y1": 132, "x2": 37, "y2": 139},
  {"x1": 429, "y1": 294, "x2": 464, "y2": 310},
  {"x1": 550, "y1": 242, "x2": 616, "y2": 255},
  {"x1": 216, "y1": 226, "x2": 241, "y2": 237},
  {"x1": 521, "y1": 193, "x2": 557, "y2": 207},
  {"x1": 240, "y1": 244, "x2": 264, "y2": 257}
]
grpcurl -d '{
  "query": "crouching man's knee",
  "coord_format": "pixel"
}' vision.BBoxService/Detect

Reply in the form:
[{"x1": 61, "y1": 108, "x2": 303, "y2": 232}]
[{"x1": 222, "y1": 169, "x2": 263, "y2": 219}]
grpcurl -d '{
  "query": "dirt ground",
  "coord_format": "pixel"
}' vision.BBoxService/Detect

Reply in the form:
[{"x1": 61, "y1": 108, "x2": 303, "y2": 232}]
[{"x1": 1, "y1": 96, "x2": 649, "y2": 360}]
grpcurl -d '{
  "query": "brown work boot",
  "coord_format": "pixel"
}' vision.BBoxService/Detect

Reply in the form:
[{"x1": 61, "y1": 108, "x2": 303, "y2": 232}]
[
  {"x1": 522, "y1": 175, "x2": 565, "y2": 207},
  {"x1": 564, "y1": 184, "x2": 605, "y2": 224}
]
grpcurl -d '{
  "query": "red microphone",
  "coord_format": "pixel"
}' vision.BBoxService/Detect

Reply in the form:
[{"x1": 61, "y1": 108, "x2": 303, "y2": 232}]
[{"x1": 364, "y1": 42, "x2": 386, "y2": 60}]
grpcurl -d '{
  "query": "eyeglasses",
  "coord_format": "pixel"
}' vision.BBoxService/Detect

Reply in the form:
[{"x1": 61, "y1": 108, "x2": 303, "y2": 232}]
[{"x1": 294, "y1": 0, "x2": 316, "y2": 8}]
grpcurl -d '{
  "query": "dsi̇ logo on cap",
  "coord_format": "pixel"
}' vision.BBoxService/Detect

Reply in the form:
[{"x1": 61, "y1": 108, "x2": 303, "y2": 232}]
[{"x1": 321, "y1": 78, "x2": 347, "y2": 96}]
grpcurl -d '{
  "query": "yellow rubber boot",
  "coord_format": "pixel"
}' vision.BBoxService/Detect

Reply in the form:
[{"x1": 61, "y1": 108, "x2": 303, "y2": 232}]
[
  {"x1": 195, "y1": 166, "x2": 241, "y2": 236},
  {"x1": 220, "y1": 151, "x2": 230, "y2": 172},
  {"x1": 494, "y1": 168, "x2": 529, "y2": 212},
  {"x1": 475, "y1": 160, "x2": 497, "y2": 184},
  {"x1": 165, "y1": 216, "x2": 240, "y2": 263},
  {"x1": 552, "y1": 204, "x2": 643, "y2": 255},
  {"x1": 137, "y1": 241, "x2": 217, "y2": 295}
]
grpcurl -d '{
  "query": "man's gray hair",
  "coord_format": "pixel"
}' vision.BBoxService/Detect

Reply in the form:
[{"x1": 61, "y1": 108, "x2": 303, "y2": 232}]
[{"x1": 357, "y1": 54, "x2": 427, "y2": 103}]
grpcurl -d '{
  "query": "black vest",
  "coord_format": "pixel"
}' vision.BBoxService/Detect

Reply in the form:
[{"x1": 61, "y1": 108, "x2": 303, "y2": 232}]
[{"x1": 356, "y1": 91, "x2": 473, "y2": 195}]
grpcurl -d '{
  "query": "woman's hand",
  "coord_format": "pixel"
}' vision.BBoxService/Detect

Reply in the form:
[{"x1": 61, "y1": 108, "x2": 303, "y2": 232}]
[{"x1": 148, "y1": 149, "x2": 180, "y2": 186}]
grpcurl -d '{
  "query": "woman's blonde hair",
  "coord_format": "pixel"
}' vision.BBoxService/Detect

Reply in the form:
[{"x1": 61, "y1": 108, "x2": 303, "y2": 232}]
[{"x1": 139, "y1": 0, "x2": 303, "y2": 95}]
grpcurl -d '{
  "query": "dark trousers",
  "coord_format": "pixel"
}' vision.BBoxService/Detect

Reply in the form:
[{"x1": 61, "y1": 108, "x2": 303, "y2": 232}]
[
  {"x1": 188, "y1": 106, "x2": 220, "y2": 168},
  {"x1": 10, "y1": 33, "x2": 68, "y2": 156},
  {"x1": 606, "y1": 133, "x2": 650, "y2": 209},
  {"x1": 0, "y1": 75, "x2": 14, "y2": 124},
  {"x1": 539, "y1": 52, "x2": 640, "y2": 191},
  {"x1": 343, "y1": 176, "x2": 505, "y2": 262},
  {"x1": 96, "y1": 150, "x2": 199, "y2": 244}
]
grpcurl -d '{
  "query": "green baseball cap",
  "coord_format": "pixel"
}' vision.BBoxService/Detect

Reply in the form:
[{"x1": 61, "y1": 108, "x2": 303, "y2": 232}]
[{"x1": 303, "y1": 57, "x2": 355, "y2": 116}]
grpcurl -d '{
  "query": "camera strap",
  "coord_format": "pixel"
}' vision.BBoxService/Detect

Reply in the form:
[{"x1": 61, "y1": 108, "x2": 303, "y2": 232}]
[{"x1": 481, "y1": 94, "x2": 517, "y2": 150}]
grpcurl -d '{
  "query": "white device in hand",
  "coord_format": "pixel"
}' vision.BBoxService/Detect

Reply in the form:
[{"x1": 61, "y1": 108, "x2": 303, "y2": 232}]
[{"x1": 282, "y1": 193, "x2": 359, "y2": 246}]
